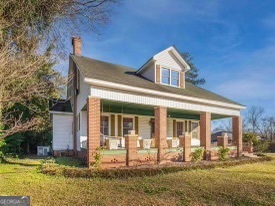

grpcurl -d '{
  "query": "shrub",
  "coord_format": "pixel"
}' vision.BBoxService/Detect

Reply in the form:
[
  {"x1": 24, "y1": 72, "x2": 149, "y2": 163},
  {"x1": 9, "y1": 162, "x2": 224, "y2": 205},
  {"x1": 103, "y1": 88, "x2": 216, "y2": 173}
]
[
  {"x1": 243, "y1": 132, "x2": 258, "y2": 145},
  {"x1": 254, "y1": 140, "x2": 270, "y2": 153},
  {"x1": 41, "y1": 156, "x2": 272, "y2": 179},
  {"x1": 0, "y1": 141, "x2": 6, "y2": 163},
  {"x1": 218, "y1": 147, "x2": 230, "y2": 161},
  {"x1": 191, "y1": 148, "x2": 204, "y2": 162}
]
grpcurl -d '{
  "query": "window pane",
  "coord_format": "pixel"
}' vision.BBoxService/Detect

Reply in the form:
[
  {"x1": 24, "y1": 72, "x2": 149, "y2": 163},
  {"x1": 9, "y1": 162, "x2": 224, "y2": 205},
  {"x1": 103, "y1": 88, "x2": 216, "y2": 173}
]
[
  {"x1": 161, "y1": 68, "x2": 170, "y2": 84},
  {"x1": 177, "y1": 122, "x2": 184, "y2": 136},
  {"x1": 123, "y1": 118, "x2": 133, "y2": 136},
  {"x1": 100, "y1": 116, "x2": 109, "y2": 135},
  {"x1": 171, "y1": 71, "x2": 179, "y2": 86},
  {"x1": 191, "y1": 122, "x2": 199, "y2": 139}
]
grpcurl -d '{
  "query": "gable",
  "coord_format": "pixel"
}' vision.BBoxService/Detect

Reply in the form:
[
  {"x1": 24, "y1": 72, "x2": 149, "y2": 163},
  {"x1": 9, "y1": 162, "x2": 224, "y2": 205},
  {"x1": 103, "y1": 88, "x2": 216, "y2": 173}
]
[{"x1": 154, "y1": 48, "x2": 186, "y2": 71}]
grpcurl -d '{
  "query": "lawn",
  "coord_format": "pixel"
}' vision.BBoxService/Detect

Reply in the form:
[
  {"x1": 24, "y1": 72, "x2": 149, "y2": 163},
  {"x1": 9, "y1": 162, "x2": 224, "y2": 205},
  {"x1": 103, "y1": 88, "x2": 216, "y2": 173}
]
[{"x1": 0, "y1": 158, "x2": 275, "y2": 206}]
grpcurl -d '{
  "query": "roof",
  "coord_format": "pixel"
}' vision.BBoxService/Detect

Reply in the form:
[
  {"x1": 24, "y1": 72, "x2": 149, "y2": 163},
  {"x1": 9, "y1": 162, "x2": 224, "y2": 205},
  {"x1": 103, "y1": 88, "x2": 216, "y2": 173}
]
[
  {"x1": 71, "y1": 55, "x2": 243, "y2": 107},
  {"x1": 49, "y1": 99, "x2": 72, "y2": 113},
  {"x1": 136, "y1": 45, "x2": 190, "y2": 74}
]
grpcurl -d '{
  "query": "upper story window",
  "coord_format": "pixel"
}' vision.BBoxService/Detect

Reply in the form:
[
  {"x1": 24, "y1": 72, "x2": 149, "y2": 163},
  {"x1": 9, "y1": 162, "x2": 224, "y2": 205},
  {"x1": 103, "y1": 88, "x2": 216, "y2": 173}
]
[
  {"x1": 161, "y1": 67, "x2": 179, "y2": 87},
  {"x1": 161, "y1": 68, "x2": 170, "y2": 84},
  {"x1": 171, "y1": 71, "x2": 179, "y2": 87}
]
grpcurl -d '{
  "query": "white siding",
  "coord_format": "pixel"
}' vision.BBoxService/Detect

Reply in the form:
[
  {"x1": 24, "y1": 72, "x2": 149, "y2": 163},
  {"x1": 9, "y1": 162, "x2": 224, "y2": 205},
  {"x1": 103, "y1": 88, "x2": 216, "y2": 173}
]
[
  {"x1": 80, "y1": 111, "x2": 87, "y2": 136},
  {"x1": 155, "y1": 50, "x2": 184, "y2": 71},
  {"x1": 138, "y1": 116, "x2": 151, "y2": 139},
  {"x1": 141, "y1": 64, "x2": 155, "y2": 82},
  {"x1": 52, "y1": 114, "x2": 73, "y2": 150},
  {"x1": 167, "y1": 118, "x2": 173, "y2": 137},
  {"x1": 77, "y1": 73, "x2": 91, "y2": 114}
]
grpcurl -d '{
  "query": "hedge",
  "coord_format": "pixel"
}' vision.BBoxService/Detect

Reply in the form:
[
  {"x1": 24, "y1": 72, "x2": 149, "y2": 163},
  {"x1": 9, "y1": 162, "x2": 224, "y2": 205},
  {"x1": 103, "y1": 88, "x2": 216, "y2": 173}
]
[{"x1": 41, "y1": 156, "x2": 273, "y2": 179}]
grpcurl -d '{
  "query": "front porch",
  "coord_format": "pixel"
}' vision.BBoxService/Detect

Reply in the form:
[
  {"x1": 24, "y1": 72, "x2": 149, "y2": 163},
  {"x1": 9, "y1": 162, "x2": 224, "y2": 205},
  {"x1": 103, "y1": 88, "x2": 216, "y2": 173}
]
[{"x1": 81, "y1": 99, "x2": 242, "y2": 168}]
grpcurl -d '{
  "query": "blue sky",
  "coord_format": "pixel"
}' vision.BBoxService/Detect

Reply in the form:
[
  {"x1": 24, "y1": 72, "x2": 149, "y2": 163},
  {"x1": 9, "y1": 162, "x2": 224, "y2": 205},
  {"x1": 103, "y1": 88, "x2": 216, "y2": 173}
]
[{"x1": 60, "y1": 0, "x2": 275, "y2": 116}]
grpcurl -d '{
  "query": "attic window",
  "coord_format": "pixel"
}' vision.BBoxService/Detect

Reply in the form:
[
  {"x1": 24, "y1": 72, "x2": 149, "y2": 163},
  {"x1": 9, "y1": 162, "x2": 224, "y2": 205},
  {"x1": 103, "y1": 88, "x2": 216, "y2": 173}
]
[{"x1": 161, "y1": 67, "x2": 179, "y2": 87}]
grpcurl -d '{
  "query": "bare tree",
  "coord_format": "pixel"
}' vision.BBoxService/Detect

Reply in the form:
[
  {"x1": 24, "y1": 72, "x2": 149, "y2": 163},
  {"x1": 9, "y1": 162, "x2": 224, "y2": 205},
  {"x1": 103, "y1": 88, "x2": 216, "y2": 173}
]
[
  {"x1": 0, "y1": 0, "x2": 119, "y2": 139},
  {"x1": 246, "y1": 106, "x2": 265, "y2": 134},
  {"x1": 260, "y1": 116, "x2": 275, "y2": 141}
]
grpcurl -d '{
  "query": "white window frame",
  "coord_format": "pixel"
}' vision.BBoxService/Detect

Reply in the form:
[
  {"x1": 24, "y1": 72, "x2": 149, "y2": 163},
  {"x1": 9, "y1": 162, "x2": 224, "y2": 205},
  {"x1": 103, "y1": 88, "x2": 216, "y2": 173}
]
[
  {"x1": 122, "y1": 116, "x2": 135, "y2": 136},
  {"x1": 160, "y1": 66, "x2": 180, "y2": 87}
]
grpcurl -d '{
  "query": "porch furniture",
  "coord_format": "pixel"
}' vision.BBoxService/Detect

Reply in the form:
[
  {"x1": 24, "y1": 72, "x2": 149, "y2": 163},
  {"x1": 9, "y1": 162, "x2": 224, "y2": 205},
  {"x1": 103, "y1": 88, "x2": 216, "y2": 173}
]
[
  {"x1": 106, "y1": 138, "x2": 119, "y2": 150},
  {"x1": 139, "y1": 139, "x2": 152, "y2": 149},
  {"x1": 166, "y1": 137, "x2": 180, "y2": 148}
]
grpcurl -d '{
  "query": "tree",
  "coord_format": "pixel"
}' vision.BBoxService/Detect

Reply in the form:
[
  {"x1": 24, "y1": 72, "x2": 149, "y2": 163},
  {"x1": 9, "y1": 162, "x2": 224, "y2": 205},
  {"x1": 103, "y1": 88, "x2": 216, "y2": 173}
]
[
  {"x1": 246, "y1": 106, "x2": 265, "y2": 134},
  {"x1": 0, "y1": 0, "x2": 118, "y2": 140},
  {"x1": 181, "y1": 52, "x2": 206, "y2": 86}
]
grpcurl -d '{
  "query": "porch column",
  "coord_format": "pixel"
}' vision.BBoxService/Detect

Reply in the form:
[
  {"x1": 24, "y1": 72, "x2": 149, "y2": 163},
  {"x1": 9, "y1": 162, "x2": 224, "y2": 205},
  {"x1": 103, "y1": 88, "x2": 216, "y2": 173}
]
[
  {"x1": 180, "y1": 133, "x2": 191, "y2": 162},
  {"x1": 125, "y1": 132, "x2": 138, "y2": 166},
  {"x1": 232, "y1": 116, "x2": 243, "y2": 157},
  {"x1": 87, "y1": 97, "x2": 101, "y2": 168},
  {"x1": 200, "y1": 112, "x2": 211, "y2": 158},
  {"x1": 154, "y1": 106, "x2": 167, "y2": 162}
]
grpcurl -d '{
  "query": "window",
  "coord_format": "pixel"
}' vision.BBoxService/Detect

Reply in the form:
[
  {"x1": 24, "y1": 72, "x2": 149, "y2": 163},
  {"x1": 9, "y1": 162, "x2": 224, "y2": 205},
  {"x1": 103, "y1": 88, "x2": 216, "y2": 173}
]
[
  {"x1": 161, "y1": 68, "x2": 179, "y2": 87},
  {"x1": 161, "y1": 68, "x2": 170, "y2": 84},
  {"x1": 191, "y1": 122, "x2": 199, "y2": 139},
  {"x1": 123, "y1": 118, "x2": 133, "y2": 136},
  {"x1": 171, "y1": 71, "x2": 179, "y2": 87},
  {"x1": 177, "y1": 122, "x2": 184, "y2": 136},
  {"x1": 100, "y1": 116, "x2": 109, "y2": 135}
]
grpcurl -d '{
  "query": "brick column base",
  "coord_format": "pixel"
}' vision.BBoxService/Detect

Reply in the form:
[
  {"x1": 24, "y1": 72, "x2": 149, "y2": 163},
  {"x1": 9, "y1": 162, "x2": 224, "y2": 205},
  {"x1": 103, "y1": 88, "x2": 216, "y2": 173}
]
[
  {"x1": 217, "y1": 134, "x2": 228, "y2": 147},
  {"x1": 125, "y1": 133, "x2": 138, "y2": 166},
  {"x1": 179, "y1": 134, "x2": 191, "y2": 162}
]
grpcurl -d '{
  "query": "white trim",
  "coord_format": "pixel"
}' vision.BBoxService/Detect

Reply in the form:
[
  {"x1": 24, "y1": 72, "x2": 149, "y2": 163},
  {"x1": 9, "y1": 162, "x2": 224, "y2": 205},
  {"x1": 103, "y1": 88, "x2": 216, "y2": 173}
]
[
  {"x1": 154, "y1": 46, "x2": 191, "y2": 71},
  {"x1": 137, "y1": 46, "x2": 190, "y2": 74},
  {"x1": 90, "y1": 87, "x2": 241, "y2": 116},
  {"x1": 84, "y1": 78, "x2": 245, "y2": 110},
  {"x1": 160, "y1": 66, "x2": 180, "y2": 87},
  {"x1": 50, "y1": 111, "x2": 73, "y2": 115}
]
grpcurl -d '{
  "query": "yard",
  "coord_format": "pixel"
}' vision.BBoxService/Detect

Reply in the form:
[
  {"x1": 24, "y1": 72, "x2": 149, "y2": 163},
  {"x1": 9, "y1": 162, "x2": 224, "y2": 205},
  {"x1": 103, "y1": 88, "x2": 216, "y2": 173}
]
[{"x1": 0, "y1": 156, "x2": 275, "y2": 206}]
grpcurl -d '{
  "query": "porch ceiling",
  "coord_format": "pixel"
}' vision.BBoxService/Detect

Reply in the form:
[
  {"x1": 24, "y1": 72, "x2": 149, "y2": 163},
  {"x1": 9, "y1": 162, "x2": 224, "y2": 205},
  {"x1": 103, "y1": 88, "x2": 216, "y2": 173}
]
[{"x1": 82, "y1": 100, "x2": 231, "y2": 120}]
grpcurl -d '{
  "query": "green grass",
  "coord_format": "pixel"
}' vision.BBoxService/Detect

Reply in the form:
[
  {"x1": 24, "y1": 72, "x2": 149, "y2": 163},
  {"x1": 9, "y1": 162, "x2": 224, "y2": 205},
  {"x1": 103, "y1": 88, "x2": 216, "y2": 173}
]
[{"x1": 0, "y1": 158, "x2": 275, "y2": 205}]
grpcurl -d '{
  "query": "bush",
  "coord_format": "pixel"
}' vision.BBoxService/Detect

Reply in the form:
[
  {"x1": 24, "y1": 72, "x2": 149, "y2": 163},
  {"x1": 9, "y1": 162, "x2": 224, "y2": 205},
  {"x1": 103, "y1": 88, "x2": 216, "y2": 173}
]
[
  {"x1": 41, "y1": 156, "x2": 273, "y2": 179},
  {"x1": 254, "y1": 140, "x2": 270, "y2": 153},
  {"x1": 243, "y1": 133, "x2": 258, "y2": 145},
  {"x1": 218, "y1": 147, "x2": 230, "y2": 161},
  {"x1": 191, "y1": 148, "x2": 204, "y2": 162},
  {"x1": 0, "y1": 141, "x2": 6, "y2": 163}
]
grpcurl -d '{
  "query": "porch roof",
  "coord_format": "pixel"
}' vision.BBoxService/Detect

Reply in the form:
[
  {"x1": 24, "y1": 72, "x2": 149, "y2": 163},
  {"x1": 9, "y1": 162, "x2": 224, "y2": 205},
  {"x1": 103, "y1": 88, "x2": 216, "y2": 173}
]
[
  {"x1": 83, "y1": 100, "x2": 230, "y2": 120},
  {"x1": 71, "y1": 55, "x2": 244, "y2": 108}
]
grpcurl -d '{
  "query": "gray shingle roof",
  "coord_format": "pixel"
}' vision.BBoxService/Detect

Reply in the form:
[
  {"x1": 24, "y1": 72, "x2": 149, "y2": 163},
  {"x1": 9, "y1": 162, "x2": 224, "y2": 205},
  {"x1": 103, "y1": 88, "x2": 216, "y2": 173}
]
[{"x1": 71, "y1": 55, "x2": 243, "y2": 107}]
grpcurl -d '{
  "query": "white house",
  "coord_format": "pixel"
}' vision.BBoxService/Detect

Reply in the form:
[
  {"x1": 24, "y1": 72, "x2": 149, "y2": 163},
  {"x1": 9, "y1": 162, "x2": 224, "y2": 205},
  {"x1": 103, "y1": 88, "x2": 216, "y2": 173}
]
[{"x1": 50, "y1": 37, "x2": 245, "y2": 167}]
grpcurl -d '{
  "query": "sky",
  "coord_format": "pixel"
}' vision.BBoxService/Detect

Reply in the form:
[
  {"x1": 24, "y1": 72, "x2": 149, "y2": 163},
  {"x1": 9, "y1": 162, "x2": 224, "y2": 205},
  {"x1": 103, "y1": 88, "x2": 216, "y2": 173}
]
[{"x1": 59, "y1": 0, "x2": 275, "y2": 117}]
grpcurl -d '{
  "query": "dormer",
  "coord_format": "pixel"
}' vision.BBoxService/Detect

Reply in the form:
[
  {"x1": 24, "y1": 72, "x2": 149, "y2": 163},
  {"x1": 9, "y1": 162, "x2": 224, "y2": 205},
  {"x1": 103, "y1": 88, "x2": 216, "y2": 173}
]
[{"x1": 136, "y1": 46, "x2": 190, "y2": 89}]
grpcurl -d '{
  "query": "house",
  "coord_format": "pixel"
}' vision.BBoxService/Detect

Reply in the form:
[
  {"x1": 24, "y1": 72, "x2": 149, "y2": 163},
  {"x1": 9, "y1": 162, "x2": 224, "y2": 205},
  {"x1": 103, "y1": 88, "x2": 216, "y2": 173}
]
[{"x1": 50, "y1": 37, "x2": 245, "y2": 168}]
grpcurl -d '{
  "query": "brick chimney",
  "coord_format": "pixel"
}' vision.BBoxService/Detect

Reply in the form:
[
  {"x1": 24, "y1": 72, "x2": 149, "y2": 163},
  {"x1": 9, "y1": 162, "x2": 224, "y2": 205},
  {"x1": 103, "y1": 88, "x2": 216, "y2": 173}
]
[{"x1": 72, "y1": 37, "x2": 82, "y2": 56}]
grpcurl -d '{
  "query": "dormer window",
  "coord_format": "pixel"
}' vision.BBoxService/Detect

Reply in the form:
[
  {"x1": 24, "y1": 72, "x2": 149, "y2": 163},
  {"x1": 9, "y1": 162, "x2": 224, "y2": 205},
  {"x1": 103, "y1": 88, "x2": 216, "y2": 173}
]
[
  {"x1": 161, "y1": 68, "x2": 170, "y2": 84},
  {"x1": 171, "y1": 71, "x2": 179, "y2": 87},
  {"x1": 161, "y1": 67, "x2": 179, "y2": 87}
]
